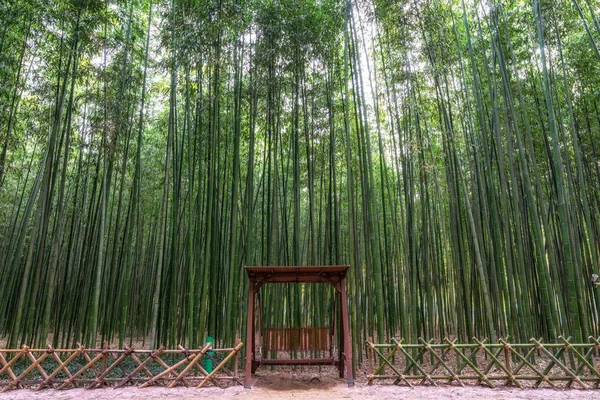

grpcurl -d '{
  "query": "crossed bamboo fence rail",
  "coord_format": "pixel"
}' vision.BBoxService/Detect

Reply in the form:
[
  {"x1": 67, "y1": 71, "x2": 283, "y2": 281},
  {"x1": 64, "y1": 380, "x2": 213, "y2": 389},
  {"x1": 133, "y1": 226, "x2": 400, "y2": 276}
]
[
  {"x1": 0, "y1": 340, "x2": 243, "y2": 391},
  {"x1": 367, "y1": 336, "x2": 600, "y2": 389}
]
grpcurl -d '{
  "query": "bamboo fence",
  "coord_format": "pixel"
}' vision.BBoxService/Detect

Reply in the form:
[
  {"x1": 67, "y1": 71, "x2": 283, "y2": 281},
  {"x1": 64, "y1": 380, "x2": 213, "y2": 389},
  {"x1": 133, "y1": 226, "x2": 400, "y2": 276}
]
[
  {"x1": 367, "y1": 336, "x2": 600, "y2": 389},
  {"x1": 0, "y1": 340, "x2": 243, "y2": 391}
]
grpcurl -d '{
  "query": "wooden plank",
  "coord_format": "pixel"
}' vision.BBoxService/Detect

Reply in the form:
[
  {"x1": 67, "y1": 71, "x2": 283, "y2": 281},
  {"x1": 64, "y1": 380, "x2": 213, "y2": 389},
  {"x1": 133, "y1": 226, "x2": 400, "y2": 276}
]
[{"x1": 258, "y1": 358, "x2": 337, "y2": 366}]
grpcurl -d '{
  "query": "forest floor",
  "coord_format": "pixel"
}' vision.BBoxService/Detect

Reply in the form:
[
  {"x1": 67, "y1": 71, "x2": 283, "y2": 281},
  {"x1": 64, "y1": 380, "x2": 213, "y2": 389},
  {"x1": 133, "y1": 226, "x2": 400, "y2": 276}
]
[{"x1": 1, "y1": 367, "x2": 598, "y2": 400}]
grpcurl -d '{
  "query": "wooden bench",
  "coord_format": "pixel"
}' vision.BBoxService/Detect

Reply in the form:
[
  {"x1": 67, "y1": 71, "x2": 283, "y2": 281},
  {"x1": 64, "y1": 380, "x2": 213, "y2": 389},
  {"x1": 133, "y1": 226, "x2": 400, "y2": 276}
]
[{"x1": 262, "y1": 327, "x2": 331, "y2": 353}]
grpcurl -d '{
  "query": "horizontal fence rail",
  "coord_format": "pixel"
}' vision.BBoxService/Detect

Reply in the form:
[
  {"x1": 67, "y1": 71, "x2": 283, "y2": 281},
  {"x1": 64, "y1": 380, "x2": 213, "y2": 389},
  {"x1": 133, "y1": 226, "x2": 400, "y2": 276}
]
[
  {"x1": 367, "y1": 336, "x2": 600, "y2": 389},
  {"x1": 0, "y1": 340, "x2": 243, "y2": 391}
]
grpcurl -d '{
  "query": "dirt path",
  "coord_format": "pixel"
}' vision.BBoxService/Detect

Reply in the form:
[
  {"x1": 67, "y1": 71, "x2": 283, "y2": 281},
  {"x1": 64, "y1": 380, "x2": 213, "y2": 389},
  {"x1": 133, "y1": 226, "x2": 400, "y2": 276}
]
[
  {"x1": 2, "y1": 372, "x2": 598, "y2": 400},
  {"x1": 1, "y1": 384, "x2": 597, "y2": 400}
]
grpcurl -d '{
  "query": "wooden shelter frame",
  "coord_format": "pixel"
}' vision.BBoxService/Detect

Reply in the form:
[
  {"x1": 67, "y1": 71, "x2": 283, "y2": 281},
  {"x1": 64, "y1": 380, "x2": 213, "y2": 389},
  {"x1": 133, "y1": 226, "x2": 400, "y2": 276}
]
[{"x1": 244, "y1": 265, "x2": 353, "y2": 388}]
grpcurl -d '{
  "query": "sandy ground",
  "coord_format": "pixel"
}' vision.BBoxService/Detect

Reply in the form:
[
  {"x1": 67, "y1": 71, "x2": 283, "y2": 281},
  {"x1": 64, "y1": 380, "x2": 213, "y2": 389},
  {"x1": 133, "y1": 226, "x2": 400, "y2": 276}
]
[
  {"x1": 1, "y1": 382, "x2": 598, "y2": 400},
  {"x1": 1, "y1": 371, "x2": 599, "y2": 400}
]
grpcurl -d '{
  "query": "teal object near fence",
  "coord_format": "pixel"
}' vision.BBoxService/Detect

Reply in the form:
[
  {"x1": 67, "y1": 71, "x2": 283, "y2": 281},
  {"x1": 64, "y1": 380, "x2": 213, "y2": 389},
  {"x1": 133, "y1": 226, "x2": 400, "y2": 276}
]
[{"x1": 204, "y1": 336, "x2": 214, "y2": 373}]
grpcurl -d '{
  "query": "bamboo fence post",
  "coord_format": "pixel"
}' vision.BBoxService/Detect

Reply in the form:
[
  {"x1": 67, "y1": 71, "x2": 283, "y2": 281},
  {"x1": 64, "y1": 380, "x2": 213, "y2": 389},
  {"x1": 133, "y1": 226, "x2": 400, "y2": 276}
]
[
  {"x1": 368, "y1": 337, "x2": 373, "y2": 385},
  {"x1": 79, "y1": 346, "x2": 102, "y2": 377},
  {"x1": 140, "y1": 346, "x2": 210, "y2": 389},
  {"x1": 4, "y1": 347, "x2": 51, "y2": 391},
  {"x1": 417, "y1": 338, "x2": 464, "y2": 387},
  {"x1": 101, "y1": 341, "x2": 108, "y2": 382},
  {"x1": 88, "y1": 347, "x2": 133, "y2": 389},
  {"x1": 1, "y1": 340, "x2": 599, "y2": 390},
  {"x1": 108, "y1": 346, "x2": 131, "y2": 378},
  {"x1": 127, "y1": 352, "x2": 155, "y2": 379},
  {"x1": 531, "y1": 338, "x2": 588, "y2": 389},
  {"x1": 58, "y1": 348, "x2": 108, "y2": 389},
  {"x1": 234, "y1": 338, "x2": 240, "y2": 380},
  {"x1": 0, "y1": 351, "x2": 19, "y2": 386},
  {"x1": 372, "y1": 340, "x2": 414, "y2": 387},
  {"x1": 471, "y1": 338, "x2": 520, "y2": 388},
  {"x1": 115, "y1": 347, "x2": 163, "y2": 388},
  {"x1": 559, "y1": 336, "x2": 600, "y2": 381},
  {"x1": 167, "y1": 342, "x2": 212, "y2": 388},
  {"x1": 443, "y1": 339, "x2": 494, "y2": 388},
  {"x1": 0, "y1": 346, "x2": 27, "y2": 377},
  {"x1": 37, "y1": 346, "x2": 82, "y2": 390},
  {"x1": 504, "y1": 341, "x2": 511, "y2": 385},
  {"x1": 27, "y1": 347, "x2": 51, "y2": 381}
]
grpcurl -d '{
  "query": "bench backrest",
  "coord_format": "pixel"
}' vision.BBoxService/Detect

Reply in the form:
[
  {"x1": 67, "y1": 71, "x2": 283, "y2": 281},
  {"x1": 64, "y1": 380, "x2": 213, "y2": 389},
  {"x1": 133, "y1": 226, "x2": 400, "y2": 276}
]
[{"x1": 262, "y1": 327, "x2": 331, "y2": 352}]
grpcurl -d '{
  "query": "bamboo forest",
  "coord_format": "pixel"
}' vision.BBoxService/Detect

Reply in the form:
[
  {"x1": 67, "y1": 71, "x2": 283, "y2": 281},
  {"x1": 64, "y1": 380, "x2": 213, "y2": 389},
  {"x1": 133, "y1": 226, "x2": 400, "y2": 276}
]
[{"x1": 1, "y1": 0, "x2": 600, "y2": 362}]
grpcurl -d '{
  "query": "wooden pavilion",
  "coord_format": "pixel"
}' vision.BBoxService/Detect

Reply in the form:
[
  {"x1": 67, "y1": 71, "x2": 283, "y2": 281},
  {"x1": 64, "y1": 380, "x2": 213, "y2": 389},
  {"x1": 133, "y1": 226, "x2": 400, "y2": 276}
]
[{"x1": 244, "y1": 265, "x2": 353, "y2": 388}]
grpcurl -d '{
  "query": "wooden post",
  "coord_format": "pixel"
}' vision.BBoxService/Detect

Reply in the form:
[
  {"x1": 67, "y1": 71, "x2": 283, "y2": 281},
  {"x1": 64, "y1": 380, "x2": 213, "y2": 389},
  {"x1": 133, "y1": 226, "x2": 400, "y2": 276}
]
[
  {"x1": 504, "y1": 343, "x2": 511, "y2": 386},
  {"x1": 368, "y1": 337, "x2": 373, "y2": 385},
  {"x1": 255, "y1": 291, "x2": 261, "y2": 372},
  {"x1": 234, "y1": 338, "x2": 240, "y2": 380},
  {"x1": 331, "y1": 294, "x2": 337, "y2": 359},
  {"x1": 338, "y1": 290, "x2": 344, "y2": 378},
  {"x1": 340, "y1": 277, "x2": 353, "y2": 386},
  {"x1": 102, "y1": 342, "x2": 108, "y2": 384},
  {"x1": 244, "y1": 280, "x2": 255, "y2": 388}
]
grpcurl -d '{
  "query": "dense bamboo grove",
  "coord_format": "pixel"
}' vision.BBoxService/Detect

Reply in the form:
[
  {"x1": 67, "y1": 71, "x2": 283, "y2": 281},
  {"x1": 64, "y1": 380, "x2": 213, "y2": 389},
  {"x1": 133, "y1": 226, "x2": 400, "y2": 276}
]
[{"x1": 1, "y1": 0, "x2": 599, "y2": 365}]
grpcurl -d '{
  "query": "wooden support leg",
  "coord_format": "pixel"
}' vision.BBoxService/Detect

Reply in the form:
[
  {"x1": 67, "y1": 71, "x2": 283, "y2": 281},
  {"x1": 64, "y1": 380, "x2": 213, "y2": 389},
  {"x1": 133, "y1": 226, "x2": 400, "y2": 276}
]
[
  {"x1": 338, "y1": 290, "x2": 344, "y2": 378},
  {"x1": 340, "y1": 278, "x2": 353, "y2": 386},
  {"x1": 245, "y1": 281, "x2": 255, "y2": 388}
]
